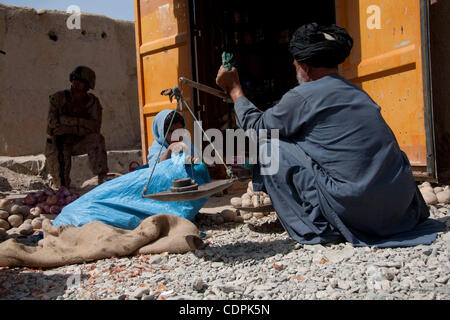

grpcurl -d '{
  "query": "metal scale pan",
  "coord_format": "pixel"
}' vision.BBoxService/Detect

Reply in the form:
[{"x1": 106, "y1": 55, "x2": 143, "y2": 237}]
[
  {"x1": 143, "y1": 178, "x2": 236, "y2": 202},
  {"x1": 143, "y1": 72, "x2": 238, "y2": 202}
]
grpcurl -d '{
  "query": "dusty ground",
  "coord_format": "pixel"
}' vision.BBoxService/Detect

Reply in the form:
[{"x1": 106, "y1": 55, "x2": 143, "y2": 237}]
[
  {"x1": 0, "y1": 167, "x2": 448, "y2": 301},
  {"x1": 0, "y1": 167, "x2": 47, "y2": 196}
]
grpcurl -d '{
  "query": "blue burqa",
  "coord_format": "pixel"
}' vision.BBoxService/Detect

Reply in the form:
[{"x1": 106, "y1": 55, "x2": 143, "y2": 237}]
[
  {"x1": 54, "y1": 110, "x2": 211, "y2": 229},
  {"x1": 236, "y1": 74, "x2": 445, "y2": 247}
]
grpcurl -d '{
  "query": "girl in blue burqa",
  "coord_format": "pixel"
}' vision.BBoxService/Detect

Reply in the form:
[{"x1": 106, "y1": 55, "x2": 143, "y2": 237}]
[{"x1": 53, "y1": 110, "x2": 211, "y2": 229}]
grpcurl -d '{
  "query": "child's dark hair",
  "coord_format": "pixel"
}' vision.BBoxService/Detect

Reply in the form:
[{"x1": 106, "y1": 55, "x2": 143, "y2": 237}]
[{"x1": 164, "y1": 111, "x2": 185, "y2": 134}]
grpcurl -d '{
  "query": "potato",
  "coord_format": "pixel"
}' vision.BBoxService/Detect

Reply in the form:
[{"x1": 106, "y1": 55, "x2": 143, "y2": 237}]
[
  {"x1": 422, "y1": 192, "x2": 438, "y2": 205},
  {"x1": 0, "y1": 199, "x2": 11, "y2": 209},
  {"x1": 0, "y1": 219, "x2": 10, "y2": 230},
  {"x1": 253, "y1": 212, "x2": 265, "y2": 219},
  {"x1": 0, "y1": 209, "x2": 9, "y2": 219},
  {"x1": 420, "y1": 182, "x2": 431, "y2": 188},
  {"x1": 241, "y1": 193, "x2": 251, "y2": 201},
  {"x1": 434, "y1": 187, "x2": 443, "y2": 194},
  {"x1": 10, "y1": 204, "x2": 27, "y2": 215},
  {"x1": 29, "y1": 207, "x2": 43, "y2": 218},
  {"x1": 32, "y1": 218, "x2": 43, "y2": 230},
  {"x1": 230, "y1": 197, "x2": 242, "y2": 208},
  {"x1": 8, "y1": 214, "x2": 23, "y2": 228},
  {"x1": 41, "y1": 213, "x2": 58, "y2": 221},
  {"x1": 242, "y1": 199, "x2": 252, "y2": 208},
  {"x1": 220, "y1": 209, "x2": 237, "y2": 222},
  {"x1": 9, "y1": 204, "x2": 21, "y2": 214},
  {"x1": 0, "y1": 228, "x2": 6, "y2": 240},
  {"x1": 233, "y1": 216, "x2": 245, "y2": 223},
  {"x1": 20, "y1": 205, "x2": 30, "y2": 215},
  {"x1": 46, "y1": 195, "x2": 58, "y2": 206},
  {"x1": 242, "y1": 213, "x2": 253, "y2": 220},
  {"x1": 421, "y1": 187, "x2": 435, "y2": 194},
  {"x1": 214, "y1": 215, "x2": 225, "y2": 225}
]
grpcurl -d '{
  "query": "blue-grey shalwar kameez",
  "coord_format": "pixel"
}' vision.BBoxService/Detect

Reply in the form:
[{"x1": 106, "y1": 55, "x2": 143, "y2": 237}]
[{"x1": 235, "y1": 74, "x2": 444, "y2": 247}]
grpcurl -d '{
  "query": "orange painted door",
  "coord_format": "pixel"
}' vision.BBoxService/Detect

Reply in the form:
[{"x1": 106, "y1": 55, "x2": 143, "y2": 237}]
[
  {"x1": 134, "y1": 0, "x2": 194, "y2": 163},
  {"x1": 336, "y1": 0, "x2": 435, "y2": 177}
]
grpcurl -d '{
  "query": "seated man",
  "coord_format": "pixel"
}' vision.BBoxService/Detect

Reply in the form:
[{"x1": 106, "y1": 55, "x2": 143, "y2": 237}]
[
  {"x1": 44, "y1": 66, "x2": 108, "y2": 188},
  {"x1": 216, "y1": 23, "x2": 444, "y2": 247}
]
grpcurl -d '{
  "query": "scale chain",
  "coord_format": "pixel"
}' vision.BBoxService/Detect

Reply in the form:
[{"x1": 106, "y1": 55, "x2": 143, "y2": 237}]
[{"x1": 142, "y1": 86, "x2": 235, "y2": 198}]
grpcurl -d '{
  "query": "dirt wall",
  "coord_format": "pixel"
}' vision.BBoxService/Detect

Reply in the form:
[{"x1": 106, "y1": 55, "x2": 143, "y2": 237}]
[{"x1": 0, "y1": 5, "x2": 140, "y2": 156}]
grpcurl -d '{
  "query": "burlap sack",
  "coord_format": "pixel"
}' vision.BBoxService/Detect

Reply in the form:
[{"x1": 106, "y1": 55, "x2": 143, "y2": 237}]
[{"x1": 0, "y1": 214, "x2": 205, "y2": 268}]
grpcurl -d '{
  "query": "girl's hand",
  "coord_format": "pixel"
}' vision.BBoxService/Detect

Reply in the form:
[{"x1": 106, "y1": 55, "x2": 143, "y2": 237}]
[{"x1": 168, "y1": 142, "x2": 189, "y2": 155}]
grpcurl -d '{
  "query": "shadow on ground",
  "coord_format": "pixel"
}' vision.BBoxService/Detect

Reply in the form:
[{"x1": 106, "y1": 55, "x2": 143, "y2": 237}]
[
  {"x1": 436, "y1": 216, "x2": 450, "y2": 232},
  {"x1": 194, "y1": 238, "x2": 298, "y2": 264},
  {"x1": 0, "y1": 268, "x2": 89, "y2": 300}
]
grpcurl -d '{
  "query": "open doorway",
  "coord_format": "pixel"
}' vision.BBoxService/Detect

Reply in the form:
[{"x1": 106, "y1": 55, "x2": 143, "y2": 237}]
[
  {"x1": 191, "y1": 0, "x2": 336, "y2": 126},
  {"x1": 189, "y1": 0, "x2": 336, "y2": 177}
]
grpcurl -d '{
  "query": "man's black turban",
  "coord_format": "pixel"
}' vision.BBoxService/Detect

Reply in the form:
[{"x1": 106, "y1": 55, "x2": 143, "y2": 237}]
[{"x1": 289, "y1": 23, "x2": 354, "y2": 68}]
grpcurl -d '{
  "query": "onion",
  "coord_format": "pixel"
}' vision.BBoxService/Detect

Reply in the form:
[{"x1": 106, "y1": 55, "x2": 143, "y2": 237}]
[
  {"x1": 43, "y1": 205, "x2": 51, "y2": 214},
  {"x1": 57, "y1": 198, "x2": 66, "y2": 206},
  {"x1": 30, "y1": 207, "x2": 43, "y2": 216},
  {"x1": 36, "y1": 203, "x2": 44, "y2": 210},
  {"x1": 45, "y1": 188, "x2": 55, "y2": 196},
  {"x1": 49, "y1": 205, "x2": 61, "y2": 215},
  {"x1": 46, "y1": 195, "x2": 58, "y2": 206},
  {"x1": 60, "y1": 186, "x2": 71, "y2": 197},
  {"x1": 24, "y1": 194, "x2": 38, "y2": 206},
  {"x1": 38, "y1": 194, "x2": 47, "y2": 203},
  {"x1": 56, "y1": 191, "x2": 65, "y2": 200},
  {"x1": 65, "y1": 196, "x2": 76, "y2": 205},
  {"x1": 0, "y1": 199, "x2": 11, "y2": 209},
  {"x1": 14, "y1": 199, "x2": 24, "y2": 205},
  {"x1": 31, "y1": 192, "x2": 43, "y2": 198}
]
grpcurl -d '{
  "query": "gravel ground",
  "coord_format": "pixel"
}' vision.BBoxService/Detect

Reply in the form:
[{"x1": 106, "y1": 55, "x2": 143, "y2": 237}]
[{"x1": 0, "y1": 194, "x2": 449, "y2": 301}]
